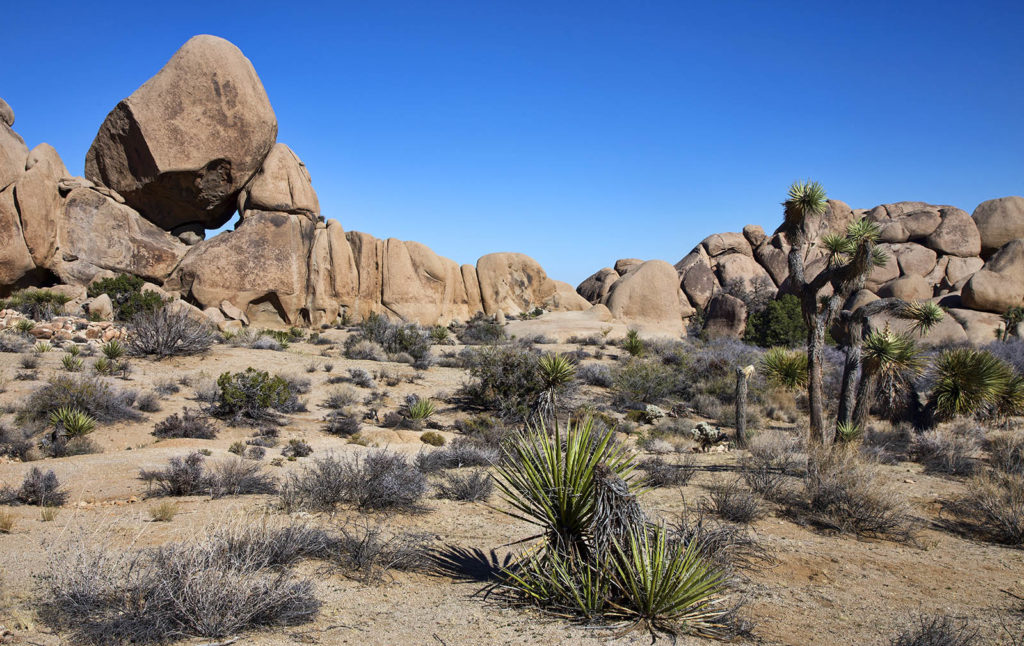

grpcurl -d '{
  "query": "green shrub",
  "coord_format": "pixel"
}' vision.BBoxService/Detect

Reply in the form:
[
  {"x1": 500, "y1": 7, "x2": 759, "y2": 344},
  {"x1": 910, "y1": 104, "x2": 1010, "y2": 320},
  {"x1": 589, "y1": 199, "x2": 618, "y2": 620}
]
[
  {"x1": 420, "y1": 431, "x2": 445, "y2": 446},
  {"x1": 344, "y1": 313, "x2": 431, "y2": 366},
  {"x1": 50, "y1": 406, "x2": 97, "y2": 438},
  {"x1": 759, "y1": 347, "x2": 808, "y2": 390},
  {"x1": 930, "y1": 348, "x2": 1023, "y2": 420},
  {"x1": 87, "y1": 274, "x2": 164, "y2": 321},
  {"x1": 460, "y1": 345, "x2": 544, "y2": 419},
  {"x1": 214, "y1": 369, "x2": 292, "y2": 425},
  {"x1": 5, "y1": 289, "x2": 71, "y2": 320},
  {"x1": 20, "y1": 375, "x2": 140, "y2": 424},
  {"x1": 622, "y1": 329, "x2": 645, "y2": 357},
  {"x1": 458, "y1": 312, "x2": 506, "y2": 345},
  {"x1": 744, "y1": 294, "x2": 807, "y2": 348}
]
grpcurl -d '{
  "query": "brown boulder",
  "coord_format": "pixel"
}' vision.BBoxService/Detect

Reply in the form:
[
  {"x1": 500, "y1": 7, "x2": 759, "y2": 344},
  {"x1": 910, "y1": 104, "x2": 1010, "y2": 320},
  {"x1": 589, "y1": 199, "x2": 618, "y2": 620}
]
[
  {"x1": 613, "y1": 258, "x2": 643, "y2": 275},
  {"x1": 0, "y1": 98, "x2": 13, "y2": 128},
  {"x1": 715, "y1": 252, "x2": 775, "y2": 298},
  {"x1": 346, "y1": 231, "x2": 386, "y2": 321},
  {"x1": 680, "y1": 260, "x2": 717, "y2": 310},
  {"x1": 865, "y1": 245, "x2": 901, "y2": 290},
  {"x1": 382, "y1": 239, "x2": 469, "y2": 324},
  {"x1": 702, "y1": 293, "x2": 746, "y2": 340},
  {"x1": 701, "y1": 232, "x2": 752, "y2": 258},
  {"x1": 961, "y1": 239, "x2": 1024, "y2": 313},
  {"x1": 972, "y1": 196, "x2": 1024, "y2": 256},
  {"x1": 239, "y1": 143, "x2": 319, "y2": 218},
  {"x1": 175, "y1": 211, "x2": 313, "y2": 326},
  {"x1": 306, "y1": 220, "x2": 358, "y2": 326},
  {"x1": 742, "y1": 224, "x2": 766, "y2": 248},
  {"x1": 14, "y1": 144, "x2": 69, "y2": 267},
  {"x1": 85, "y1": 35, "x2": 277, "y2": 232},
  {"x1": 605, "y1": 260, "x2": 685, "y2": 336},
  {"x1": 577, "y1": 267, "x2": 618, "y2": 304},
  {"x1": 0, "y1": 117, "x2": 28, "y2": 191},
  {"x1": 944, "y1": 256, "x2": 984, "y2": 287},
  {"x1": 476, "y1": 252, "x2": 588, "y2": 317},
  {"x1": 52, "y1": 188, "x2": 188, "y2": 285},
  {"x1": 924, "y1": 207, "x2": 981, "y2": 257},
  {"x1": 948, "y1": 308, "x2": 1004, "y2": 345},
  {"x1": 752, "y1": 238, "x2": 790, "y2": 285},
  {"x1": 876, "y1": 275, "x2": 933, "y2": 301},
  {"x1": 0, "y1": 186, "x2": 36, "y2": 289},
  {"x1": 892, "y1": 242, "x2": 937, "y2": 277}
]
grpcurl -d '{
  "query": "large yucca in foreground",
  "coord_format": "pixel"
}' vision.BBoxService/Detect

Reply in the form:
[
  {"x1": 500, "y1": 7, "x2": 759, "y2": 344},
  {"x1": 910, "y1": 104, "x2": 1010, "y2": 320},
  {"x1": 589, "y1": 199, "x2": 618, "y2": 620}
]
[{"x1": 494, "y1": 418, "x2": 732, "y2": 639}]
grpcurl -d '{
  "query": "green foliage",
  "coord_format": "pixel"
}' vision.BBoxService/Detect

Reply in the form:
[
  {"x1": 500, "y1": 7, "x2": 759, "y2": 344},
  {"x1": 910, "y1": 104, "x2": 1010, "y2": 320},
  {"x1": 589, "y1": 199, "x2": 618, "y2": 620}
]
[
  {"x1": 420, "y1": 431, "x2": 445, "y2": 446},
  {"x1": 759, "y1": 347, "x2": 808, "y2": 390},
  {"x1": 50, "y1": 406, "x2": 97, "y2": 437},
  {"x1": 61, "y1": 354, "x2": 83, "y2": 372},
  {"x1": 4, "y1": 289, "x2": 71, "y2": 320},
  {"x1": 539, "y1": 353, "x2": 576, "y2": 390},
  {"x1": 622, "y1": 329, "x2": 645, "y2": 357},
  {"x1": 101, "y1": 339, "x2": 125, "y2": 360},
  {"x1": 744, "y1": 294, "x2": 807, "y2": 348},
  {"x1": 898, "y1": 301, "x2": 944, "y2": 336},
  {"x1": 783, "y1": 179, "x2": 828, "y2": 230},
  {"x1": 835, "y1": 421, "x2": 862, "y2": 444},
  {"x1": 33, "y1": 341, "x2": 52, "y2": 353},
  {"x1": 1000, "y1": 306, "x2": 1024, "y2": 341},
  {"x1": 87, "y1": 274, "x2": 164, "y2": 321},
  {"x1": 406, "y1": 397, "x2": 437, "y2": 420},
  {"x1": 461, "y1": 345, "x2": 544, "y2": 419},
  {"x1": 429, "y1": 325, "x2": 450, "y2": 344},
  {"x1": 15, "y1": 318, "x2": 35, "y2": 333},
  {"x1": 215, "y1": 368, "x2": 292, "y2": 424},
  {"x1": 347, "y1": 313, "x2": 431, "y2": 364},
  {"x1": 458, "y1": 312, "x2": 507, "y2": 345},
  {"x1": 930, "y1": 348, "x2": 1019, "y2": 420}
]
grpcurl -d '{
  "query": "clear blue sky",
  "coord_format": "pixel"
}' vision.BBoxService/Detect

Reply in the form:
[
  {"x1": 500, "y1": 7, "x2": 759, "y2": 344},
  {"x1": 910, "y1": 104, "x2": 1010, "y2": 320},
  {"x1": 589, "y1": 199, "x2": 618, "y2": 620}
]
[{"x1": 4, "y1": 1, "x2": 1022, "y2": 286}]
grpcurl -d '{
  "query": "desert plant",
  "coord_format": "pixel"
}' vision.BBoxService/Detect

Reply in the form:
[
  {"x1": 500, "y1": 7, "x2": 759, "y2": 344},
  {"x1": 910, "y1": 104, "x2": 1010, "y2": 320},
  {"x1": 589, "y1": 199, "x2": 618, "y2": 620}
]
[
  {"x1": 140, "y1": 452, "x2": 211, "y2": 496},
  {"x1": 17, "y1": 467, "x2": 66, "y2": 506},
  {"x1": 759, "y1": 347, "x2": 808, "y2": 390},
  {"x1": 330, "y1": 520, "x2": 430, "y2": 584},
  {"x1": 323, "y1": 411, "x2": 361, "y2": 437},
  {"x1": 538, "y1": 352, "x2": 576, "y2": 430},
  {"x1": 20, "y1": 374, "x2": 140, "y2": 424},
  {"x1": 988, "y1": 431, "x2": 1024, "y2": 474},
  {"x1": 87, "y1": 274, "x2": 164, "y2": 321},
  {"x1": 458, "y1": 312, "x2": 506, "y2": 345},
  {"x1": 0, "y1": 508, "x2": 15, "y2": 533},
  {"x1": 282, "y1": 439, "x2": 313, "y2": 459},
  {"x1": 19, "y1": 354, "x2": 39, "y2": 369},
  {"x1": 279, "y1": 451, "x2": 426, "y2": 512},
  {"x1": 460, "y1": 344, "x2": 545, "y2": 420},
  {"x1": 0, "y1": 332, "x2": 30, "y2": 353},
  {"x1": 622, "y1": 329, "x2": 645, "y2": 357},
  {"x1": 612, "y1": 358, "x2": 676, "y2": 406},
  {"x1": 152, "y1": 408, "x2": 218, "y2": 439},
  {"x1": 322, "y1": 386, "x2": 360, "y2": 410},
  {"x1": 33, "y1": 340, "x2": 52, "y2": 353},
  {"x1": 210, "y1": 457, "x2": 276, "y2": 497},
  {"x1": 434, "y1": 469, "x2": 493, "y2": 501},
  {"x1": 414, "y1": 438, "x2": 498, "y2": 473},
  {"x1": 149, "y1": 501, "x2": 178, "y2": 522},
  {"x1": 912, "y1": 427, "x2": 981, "y2": 475},
  {"x1": 50, "y1": 406, "x2": 97, "y2": 438},
  {"x1": 62, "y1": 354, "x2": 83, "y2": 372},
  {"x1": 348, "y1": 368, "x2": 374, "y2": 388},
  {"x1": 702, "y1": 480, "x2": 765, "y2": 524},
  {"x1": 405, "y1": 396, "x2": 436, "y2": 421},
  {"x1": 930, "y1": 348, "x2": 1019, "y2": 420},
  {"x1": 639, "y1": 455, "x2": 696, "y2": 488},
  {"x1": 5, "y1": 289, "x2": 71, "y2": 320},
  {"x1": 744, "y1": 293, "x2": 807, "y2": 348},
  {"x1": 100, "y1": 339, "x2": 124, "y2": 360},
  {"x1": 126, "y1": 306, "x2": 214, "y2": 357},
  {"x1": 889, "y1": 614, "x2": 979, "y2": 646},
  {"x1": 946, "y1": 468, "x2": 1024, "y2": 545},
  {"x1": 420, "y1": 430, "x2": 445, "y2": 446},
  {"x1": 213, "y1": 368, "x2": 292, "y2": 425},
  {"x1": 578, "y1": 362, "x2": 613, "y2": 387}
]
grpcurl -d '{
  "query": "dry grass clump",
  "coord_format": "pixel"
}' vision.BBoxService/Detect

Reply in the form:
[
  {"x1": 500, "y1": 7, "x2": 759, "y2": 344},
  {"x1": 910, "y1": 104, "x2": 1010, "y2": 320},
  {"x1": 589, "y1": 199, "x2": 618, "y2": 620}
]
[
  {"x1": 638, "y1": 455, "x2": 696, "y2": 487},
  {"x1": 945, "y1": 468, "x2": 1024, "y2": 545},
  {"x1": 414, "y1": 438, "x2": 498, "y2": 473},
  {"x1": 911, "y1": 424, "x2": 982, "y2": 476},
  {"x1": 0, "y1": 508, "x2": 15, "y2": 533},
  {"x1": 702, "y1": 479, "x2": 765, "y2": 524},
  {"x1": 38, "y1": 519, "x2": 323, "y2": 643},
  {"x1": 888, "y1": 614, "x2": 978, "y2": 646},
  {"x1": 279, "y1": 450, "x2": 427, "y2": 513},
  {"x1": 148, "y1": 501, "x2": 177, "y2": 522},
  {"x1": 801, "y1": 447, "x2": 914, "y2": 540},
  {"x1": 8, "y1": 467, "x2": 67, "y2": 507},
  {"x1": 151, "y1": 408, "x2": 217, "y2": 439},
  {"x1": 987, "y1": 430, "x2": 1024, "y2": 474},
  {"x1": 741, "y1": 430, "x2": 802, "y2": 502},
  {"x1": 434, "y1": 470, "x2": 493, "y2": 501},
  {"x1": 140, "y1": 453, "x2": 276, "y2": 499},
  {"x1": 329, "y1": 520, "x2": 431, "y2": 584}
]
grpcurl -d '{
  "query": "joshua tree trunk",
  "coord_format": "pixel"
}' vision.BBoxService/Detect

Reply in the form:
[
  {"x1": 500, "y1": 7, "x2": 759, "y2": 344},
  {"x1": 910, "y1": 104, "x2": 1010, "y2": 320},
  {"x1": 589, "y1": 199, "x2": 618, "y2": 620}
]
[
  {"x1": 807, "y1": 315, "x2": 829, "y2": 444},
  {"x1": 852, "y1": 368, "x2": 878, "y2": 428},
  {"x1": 734, "y1": 365, "x2": 753, "y2": 448}
]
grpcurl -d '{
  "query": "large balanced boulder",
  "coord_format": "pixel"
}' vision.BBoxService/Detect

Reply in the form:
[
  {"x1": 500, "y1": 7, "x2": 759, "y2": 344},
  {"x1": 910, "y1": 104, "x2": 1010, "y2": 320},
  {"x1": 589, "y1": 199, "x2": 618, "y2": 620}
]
[
  {"x1": 0, "y1": 187, "x2": 36, "y2": 289},
  {"x1": 14, "y1": 144, "x2": 69, "y2": 267},
  {"x1": 702, "y1": 293, "x2": 747, "y2": 340},
  {"x1": 924, "y1": 207, "x2": 981, "y2": 257},
  {"x1": 576, "y1": 267, "x2": 618, "y2": 304},
  {"x1": 973, "y1": 196, "x2": 1024, "y2": 256},
  {"x1": 605, "y1": 260, "x2": 686, "y2": 336},
  {"x1": 85, "y1": 35, "x2": 277, "y2": 232},
  {"x1": 0, "y1": 102, "x2": 28, "y2": 191}
]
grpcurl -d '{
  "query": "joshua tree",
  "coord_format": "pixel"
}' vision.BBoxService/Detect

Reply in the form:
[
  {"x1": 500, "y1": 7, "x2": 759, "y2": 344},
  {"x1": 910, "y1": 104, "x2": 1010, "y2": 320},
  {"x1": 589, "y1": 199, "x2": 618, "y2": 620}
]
[
  {"x1": 734, "y1": 365, "x2": 755, "y2": 448},
  {"x1": 538, "y1": 352, "x2": 576, "y2": 433},
  {"x1": 780, "y1": 181, "x2": 888, "y2": 445}
]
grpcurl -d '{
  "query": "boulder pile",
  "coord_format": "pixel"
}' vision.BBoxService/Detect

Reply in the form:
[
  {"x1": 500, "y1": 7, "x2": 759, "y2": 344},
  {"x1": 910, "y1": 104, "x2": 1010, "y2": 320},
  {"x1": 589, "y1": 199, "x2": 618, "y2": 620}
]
[
  {"x1": 0, "y1": 35, "x2": 588, "y2": 328},
  {"x1": 578, "y1": 196, "x2": 1024, "y2": 345}
]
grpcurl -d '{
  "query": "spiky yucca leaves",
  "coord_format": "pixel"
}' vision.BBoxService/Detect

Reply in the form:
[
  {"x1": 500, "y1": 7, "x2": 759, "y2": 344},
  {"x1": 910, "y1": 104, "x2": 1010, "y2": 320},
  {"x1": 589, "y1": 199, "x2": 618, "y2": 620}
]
[
  {"x1": 759, "y1": 347, "x2": 808, "y2": 390},
  {"x1": 538, "y1": 352, "x2": 577, "y2": 431},
  {"x1": 494, "y1": 417, "x2": 638, "y2": 552},
  {"x1": 50, "y1": 406, "x2": 97, "y2": 438},
  {"x1": 821, "y1": 233, "x2": 855, "y2": 267},
  {"x1": 607, "y1": 525, "x2": 727, "y2": 639},
  {"x1": 622, "y1": 329, "x2": 644, "y2": 357},
  {"x1": 782, "y1": 180, "x2": 828, "y2": 235},
  {"x1": 898, "y1": 301, "x2": 944, "y2": 336},
  {"x1": 863, "y1": 330, "x2": 923, "y2": 420},
  {"x1": 502, "y1": 546, "x2": 609, "y2": 619},
  {"x1": 931, "y1": 348, "x2": 1016, "y2": 420},
  {"x1": 835, "y1": 421, "x2": 862, "y2": 444},
  {"x1": 405, "y1": 397, "x2": 436, "y2": 420}
]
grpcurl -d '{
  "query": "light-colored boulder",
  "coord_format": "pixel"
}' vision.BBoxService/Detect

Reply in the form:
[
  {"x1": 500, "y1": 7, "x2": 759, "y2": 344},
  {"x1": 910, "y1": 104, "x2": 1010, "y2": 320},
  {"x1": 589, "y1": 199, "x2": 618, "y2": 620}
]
[
  {"x1": 613, "y1": 258, "x2": 643, "y2": 275},
  {"x1": 0, "y1": 98, "x2": 13, "y2": 128},
  {"x1": 0, "y1": 116, "x2": 28, "y2": 191},
  {"x1": 85, "y1": 35, "x2": 277, "y2": 231},
  {"x1": 476, "y1": 252, "x2": 588, "y2": 317},
  {"x1": 605, "y1": 260, "x2": 685, "y2": 336},
  {"x1": 166, "y1": 298, "x2": 210, "y2": 325},
  {"x1": 305, "y1": 220, "x2": 358, "y2": 326},
  {"x1": 203, "y1": 307, "x2": 226, "y2": 325},
  {"x1": 85, "y1": 293, "x2": 114, "y2": 321},
  {"x1": 923, "y1": 255, "x2": 949, "y2": 287},
  {"x1": 175, "y1": 211, "x2": 314, "y2": 326},
  {"x1": 742, "y1": 224, "x2": 765, "y2": 248},
  {"x1": 220, "y1": 299, "x2": 249, "y2": 325},
  {"x1": 702, "y1": 293, "x2": 746, "y2": 340},
  {"x1": 51, "y1": 188, "x2": 188, "y2": 286},
  {"x1": 948, "y1": 308, "x2": 1004, "y2": 345},
  {"x1": 844, "y1": 289, "x2": 879, "y2": 313},
  {"x1": 925, "y1": 207, "x2": 981, "y2": 257},
  {"x1": 381, "y1": 239, "x2": 449, "y2": 324},
  {"x1": 944, "y1": 256, "x2": 984, "y2": 287},
  {"x1": 219, "y1": 319, "x2": 243, "y2": 334},
  {"x1": 701, "y1": 232, "x2": 752, "y2": 258},
  {"x1": 577, "y1": 267, "x2": 618, "y2": 304},
  {"x1": 752, "y1": 239, "x2": 789, "y2": 286},
  {"x1": 877, "y1": 275, "x2": 933, "y2": 301},
  {"x1": 715, "y1": 252, "x2": 775, "y2": 297},
  {"x1": 504, "y1": 305, "x2": 628, "y2": 343},
  {"x1": 346, "y1": 231, "x2": 386, "y2": 322},
  {"x1": 141, "y1": 282, "x2": 170, "y2": 301},
  {"x1": 973, "y1": 196, "x2": 1024, "y2": 256},
  {"x1": 239, "y1": 143, "x2": 319, "y2": 219},
  {"x1": 892, "y1": 242, "x2": 937, "y2": 277},
  {"x1": 961, "y1": 239, "x2": 1024, "y2": 313},
  {"x1": 0, "y1": 186, "x2": 37, "y2": 288},
  {"x1": 14, "y1": 144, "x2": 69, "y2": 266},
  {"x1": 680, "y1": 259, "x2": 717, "y2": 310},
  {"x1": 866, "y1": 245, "x2": 901, "y2": 290}
]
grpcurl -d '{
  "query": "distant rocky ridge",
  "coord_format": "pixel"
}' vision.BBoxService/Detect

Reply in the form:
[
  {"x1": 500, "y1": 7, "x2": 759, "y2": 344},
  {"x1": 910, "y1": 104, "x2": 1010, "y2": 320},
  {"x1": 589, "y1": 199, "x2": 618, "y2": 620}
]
[
  {"x1": 577, "y1": 196, "x2": 1024, "y2": 344},
  {"x1": 0, "y1": 35, "x2": 589, "y2": 329},
  {"x1": 2, "y1": 34, "x2": 1021, "y2": 344}
]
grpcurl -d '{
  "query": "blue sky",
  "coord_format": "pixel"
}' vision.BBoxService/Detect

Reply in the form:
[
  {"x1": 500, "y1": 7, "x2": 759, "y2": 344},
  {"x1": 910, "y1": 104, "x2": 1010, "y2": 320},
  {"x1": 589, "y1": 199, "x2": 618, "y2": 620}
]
[{"x1": 4, "y1": 1, "x2": 1022, "y2": 286}]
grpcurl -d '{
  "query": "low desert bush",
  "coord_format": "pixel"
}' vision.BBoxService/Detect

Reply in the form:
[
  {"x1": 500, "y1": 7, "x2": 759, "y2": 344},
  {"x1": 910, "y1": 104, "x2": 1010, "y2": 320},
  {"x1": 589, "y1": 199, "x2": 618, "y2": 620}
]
[
  {"x1": 741, "y1": 430, "x2": 802, "y2": 502},
  {"x1": 802, "y1": 448, "x2": 913, "y2": 540},
  {"x1": 148, "y1": 501, "x2": 178, "y2": 522},
  {"x1": 703, "y1": 480, "x2": 765, "y2": 524},
  {"x1": 348, "y1": 368, "x2": 374, "y2": 388},
  {"x1": 578, "y1": 362, "x2": 613, "y2": 388},
  {"x1": 414, "y1": 438, "x2": 498, "y2": 473},
  {"x1": 453, "y1": 414, "x2": 510, "y2": 449},
  {"x1": 15, "y1": 467, "x2": 67, "y2": 506},
  {"x1": 638, "y1": 455, "x2": 696, "y2": 487},
  {"x1": 330, "y1": 520, "x2": 430, "y2": 584},
  {"x1": 0, "y1": 332, "x2": 29, "y2": 353},
  {"x1": 434, "y1": 469, "x2": 493, "y2": 501},
  {"x1": 20, "y1": 374, "x2": 140, "y2": 425},
  {"x1": 87, "y1": 274, "x2": 163, "y2": 321},
  {"x1": 5, "y1": 288, "x2": 71, "y2": 320},
  {"x1": 945, "y1": 468, "x2": 1024, "y2": 545},
  {"x1": 126, "y1": 306, "x2": 214, "y2": 357},
  {"x1": 282, "y1": 439, "x2": 314, "y2": 459},
  {"x1": 0, "y1": 423, "x2": 34, "y2": 461},
  {"x1": 345, "y1": 313, "x2": 432, "y2": 367},
  {"x1": 279, "y1": 451, "x2": 427, "y2": 512},
  {"x1": 987, "y1": 430, "x2": 1024, "y2": 474},
  {"x1": 152, "y1": 408, "x2": 218, "y2": 439},
  {"x1": 210, "y1": 457, "x2": 277, "y2": 497},
  {"x1": 612, "y1": 358, "x2": 677, "y2": 406},
  {"x1": 323, "y1": 411, "x2": 361, "y2": 437},
  {"x1": 323, "y1": 386, "x2": 360, "y2": 409},
  {"x1": 912, "y1": 426, "x2": 981, "y2": 476},
  {"x1": 458, "y1": 312, "x2": 506, "y2": 345},
  {"x1": 140, "y1": 453, "x2": 276, "y2": 499},
  {"x1": 344, "y1": 339, "x2": 386, "y2": 361},
  {"x1": 135, "y1": 391, "x2": 161, "y2": 412},
  {"x1": 744, "y1": 294, "x2": 807, "y2": 348},
  {"x1": 39, "y1": 520, "x2": 322, "y2": 643},
  {"x1": 420, "y1": 430, "x2": 445, "y2": 446},
  {"x1": 888, "y1": 614, "x2": 979, "y2": 646},
  {"x1": 212, "y1": 368, "x2": 293, "y2": 425},
  {"x1": 459, "y1": 344, "x2": 544, "y2": 420}
]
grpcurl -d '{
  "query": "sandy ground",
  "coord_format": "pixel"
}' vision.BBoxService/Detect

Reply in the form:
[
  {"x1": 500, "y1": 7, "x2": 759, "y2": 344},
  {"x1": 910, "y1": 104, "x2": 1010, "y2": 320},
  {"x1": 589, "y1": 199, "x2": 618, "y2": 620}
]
[{"x1": 1, "y1": 331, "x2": 1022, "y2": 645}]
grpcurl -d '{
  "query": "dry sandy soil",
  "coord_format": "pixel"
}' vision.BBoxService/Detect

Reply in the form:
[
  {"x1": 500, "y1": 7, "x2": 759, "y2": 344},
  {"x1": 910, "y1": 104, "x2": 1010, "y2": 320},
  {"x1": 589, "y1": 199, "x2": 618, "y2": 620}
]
[{"x1": 0, "y1": 330, "x2": 1022, "y2": 645}]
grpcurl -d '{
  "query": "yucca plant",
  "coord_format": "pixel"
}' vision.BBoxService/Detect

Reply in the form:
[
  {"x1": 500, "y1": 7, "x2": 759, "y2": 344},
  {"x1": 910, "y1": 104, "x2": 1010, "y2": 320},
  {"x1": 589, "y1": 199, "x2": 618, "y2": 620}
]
[
  {"x1": 502, "y1": 545, "x2": 609, "y2": 619},
  {"x1": 931, "y1": 348, "x2": 1015, "y2": 420},
  {"x1": 900, "y1": 301, "x2": 944, "y2": 337},
  {"x1": 606, "y1": 525, "x2": 727, "y2": 638},
  {"x1": 494, "y1": 417, "x2": 638, "y2": 552},
  {"x1": 65, "y1": 344, "x2": 81, "y2": 357},
  {"x1": 406, "y1": 397, "x2": 436, "y2": 420},
  {"x1": 61, "y1": 354, "x2": 83, "y2": 372},
  {"x1": 622, "y1": 329, "x2": 644, "y2": 357},
  {"x1": 101, "y1": 339, "x2": 125, "y2": 360},
  {"x1": 835, "y1": 421, "x2": 862, "y2": 444},
  {"x1": 861, "y1": 329, "x2": 923, "y2": 421},
  {"x1": 538, "y1": 352, "x2": 577, "y2": 432},
  {"x1": 759, "y1": 347, "x2": 808, "y2": 391},
  {"x1": 33, "y1": 341, "x2": 52, "y2": 353},
  {"x1": 15, "y1": 319, "x2": 35, "y2": 334},
  {"x1": 94, "y1": 356, "x2": 113, "y2": 375},
  {"x1": 50, "y1": 406, "x2": 97, "y2": 438}
]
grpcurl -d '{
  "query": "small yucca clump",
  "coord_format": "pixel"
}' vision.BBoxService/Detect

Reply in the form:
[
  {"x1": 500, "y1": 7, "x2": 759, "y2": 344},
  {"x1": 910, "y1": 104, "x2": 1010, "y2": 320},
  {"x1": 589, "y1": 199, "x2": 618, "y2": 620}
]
[{"x1": 50, "y1": 406, "x2": 97, "y2": 438}]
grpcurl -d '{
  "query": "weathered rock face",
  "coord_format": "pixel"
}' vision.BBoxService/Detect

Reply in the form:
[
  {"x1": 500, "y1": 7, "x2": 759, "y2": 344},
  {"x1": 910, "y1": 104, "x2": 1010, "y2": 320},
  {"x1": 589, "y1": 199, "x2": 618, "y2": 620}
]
[
  {"x1": 0, "y1": 107, "x2": 29, "y2": 191},
  {"x1": 703, "y1": 293, "x2": 746, "y2": 340},
  {"x1": 961, "y1": 239, "x2": 1024, "y2": 313},
  {"x1": 85, "y1": 35, "x2": 277, "y2": 232},
  {"x1": 973, "y1": 196, "x2": 1024, "y2": 256},
  {"x1": 477, "y1": 252, "x2": 589, "y2": 317},
  {"x1": 925, "y1": 207, "x2": 981, "y2": 257},
  {"x1": 605, "y1": 260, "x2": 686, "y2": 336},
  {"x1": 239, "y1": 143, "x2": 319, "y2": 219},
  {"x1": 577, "y1": 267, "x2": 618, "y2": 304},
  {"x1": 15, "y1": 144, "x2": 69, "y2": 267},
  {"x1": 0, "y1": 186, "x2": 36, "y2": 290}
]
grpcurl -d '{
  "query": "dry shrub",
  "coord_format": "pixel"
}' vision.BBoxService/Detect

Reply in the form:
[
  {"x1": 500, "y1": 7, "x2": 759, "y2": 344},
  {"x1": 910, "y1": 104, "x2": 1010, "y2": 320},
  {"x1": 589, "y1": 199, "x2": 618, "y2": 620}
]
[
  {"x1": 329, "y1": 520, "x2": 430, "y2": 584},
  {"x1": 20, "y1": 375, "x2": 140, "y2": 425},
  {"x1": 414, "y1": 438, "x2": 498, "y2": 473},
  {"x1": 803, "y1": 447, "x2": 914, "y2": 540},
  {"x1": 16, "y1": 467, "x2": 67, "y2": 506},
  {"x1": 945, "y1": 468, "x2": 1024, "y2": 545},
  {"x1": 638, "y1": 455, "x2": 696, "y2": 487},
  {"x1": 127, "y1": 306, "x2": 214, "y2": 357},
  {"x1": 279, "y1": 450, "x2": 426, "y2": 512},
  {"x1": 152, "y1": 408, "x2": 217, "y2": 439},
  {"x1": 39, "y1": 519, "x2": 323, "y2": 643},
  {"x1": 434, "y1": 469, "x2": 493, "y2": 501},
  {"x1": 889, "y1": 613, "x2": 978, "y2": 646},
  {"x1": 703, "y1": 479, "x2": 765, "y2": 524},
  {"x1": 741, "y1": 430, "x2": 801, "y2": 502},
  {"x1": 140, "y1": 453, "x2": 276, "y2": 499},
  {"x1": 987, "y1": 430, "x2": 1024, "y2": 474},
  {"x1": 912, "y1": 424, "x2": 982, "y2": 476}
]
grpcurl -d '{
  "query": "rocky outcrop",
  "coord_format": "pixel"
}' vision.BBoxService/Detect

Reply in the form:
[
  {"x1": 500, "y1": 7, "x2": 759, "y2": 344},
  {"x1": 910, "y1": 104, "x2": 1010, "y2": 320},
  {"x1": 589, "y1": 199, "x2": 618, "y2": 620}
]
[
  {"x1": 239, "y1": 143, "x2": 319, "y2": 219},
  {"x1": 961, "y1": 239, "x2": 1024, "y2": 313},
  {"x1": 605, "y1": 260, "x2": 686, "y2": 336},
  {"x1": 477, "y1": 252, "x2": 589, "y2": 318},
  {"x1": 973, "y1": 196, "x2": 1024, "y2": 256},
  {"x1": 85, "y1": 35, "x2": 277, "y2": 232}
]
